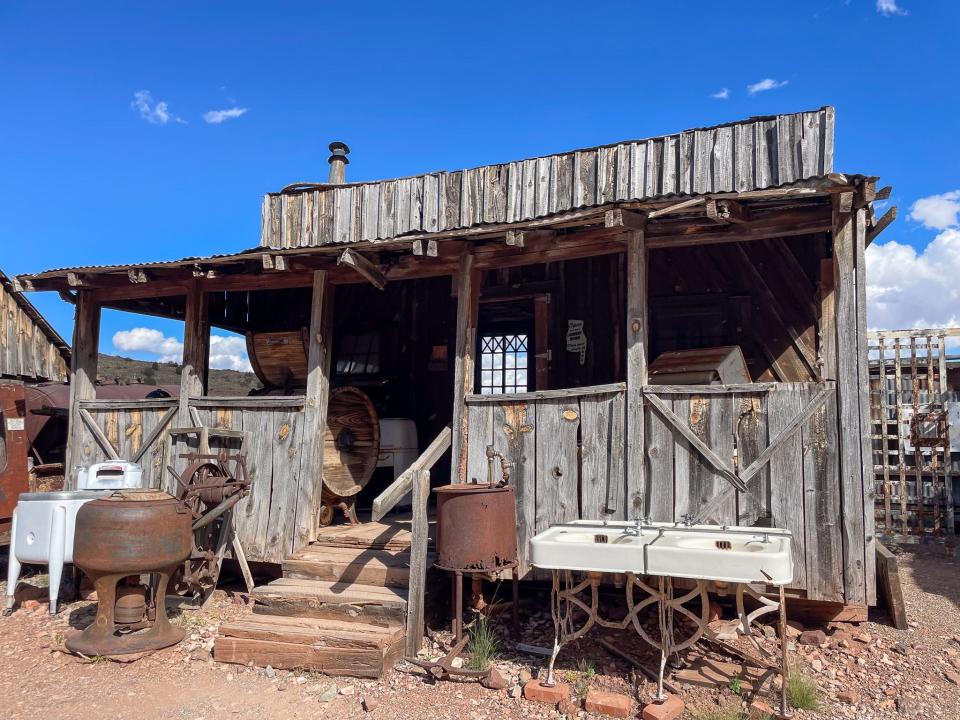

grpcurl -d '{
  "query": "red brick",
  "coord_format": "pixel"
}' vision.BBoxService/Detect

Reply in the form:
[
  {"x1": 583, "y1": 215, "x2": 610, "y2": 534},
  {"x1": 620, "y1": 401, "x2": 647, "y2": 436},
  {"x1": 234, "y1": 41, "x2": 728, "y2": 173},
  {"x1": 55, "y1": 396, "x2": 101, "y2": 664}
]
[
  {"x1": 585, "y1": 690, "x2": 634, "y2": 718},
  {"x1": 523, "y1": 680, "x2": 570, "y2": 704},
  {"x1": 641, "y1": 694, "x2": 684, "y2": 720}
]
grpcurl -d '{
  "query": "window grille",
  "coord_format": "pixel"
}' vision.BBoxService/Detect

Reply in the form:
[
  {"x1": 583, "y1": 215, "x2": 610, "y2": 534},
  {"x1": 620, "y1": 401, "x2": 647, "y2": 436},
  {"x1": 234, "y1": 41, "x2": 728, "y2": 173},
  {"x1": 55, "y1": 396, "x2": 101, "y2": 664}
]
[{"x1": 479, "y1": 334, "x2": 529, "y2": 394}]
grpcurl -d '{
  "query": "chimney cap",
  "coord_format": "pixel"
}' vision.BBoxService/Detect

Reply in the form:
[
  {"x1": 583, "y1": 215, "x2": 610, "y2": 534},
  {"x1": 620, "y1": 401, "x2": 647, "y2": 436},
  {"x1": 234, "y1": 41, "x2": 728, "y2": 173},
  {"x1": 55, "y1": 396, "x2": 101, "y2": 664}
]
[{"x1": 328, "y1": 141, "x2": 350, "y2": 165}]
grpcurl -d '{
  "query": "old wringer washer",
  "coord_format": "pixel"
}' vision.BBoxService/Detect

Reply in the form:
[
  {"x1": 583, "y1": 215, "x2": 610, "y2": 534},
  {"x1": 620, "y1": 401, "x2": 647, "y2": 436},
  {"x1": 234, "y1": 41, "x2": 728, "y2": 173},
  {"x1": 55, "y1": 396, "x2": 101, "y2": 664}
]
[
  {"x1": 65, "y1": 489, "x2": 192, "y2": 656},
  {"x1": 66, "y1": 453, "x2": 251, "y2": 656}
]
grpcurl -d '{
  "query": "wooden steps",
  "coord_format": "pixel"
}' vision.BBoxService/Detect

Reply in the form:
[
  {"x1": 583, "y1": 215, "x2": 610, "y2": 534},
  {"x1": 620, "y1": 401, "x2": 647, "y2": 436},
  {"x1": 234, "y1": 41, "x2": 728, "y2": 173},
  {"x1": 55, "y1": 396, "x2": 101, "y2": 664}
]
[
  {"x1": 283, "y1": 544, "x2": 430, "y2": 588},
  {"x1": 252, "y1": 577, "x2": 408, "y2": 627},
  {"x1": 214, "y1": 615, "x2": 404, "y2": 678},
  {"x1": 215, "y1": 518, "x2": 423, "y2": 679}
]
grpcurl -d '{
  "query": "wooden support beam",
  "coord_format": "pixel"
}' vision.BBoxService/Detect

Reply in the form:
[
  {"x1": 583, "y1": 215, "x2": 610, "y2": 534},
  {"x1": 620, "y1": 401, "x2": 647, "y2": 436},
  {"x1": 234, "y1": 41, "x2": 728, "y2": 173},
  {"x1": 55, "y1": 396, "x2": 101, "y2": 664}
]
[
  {"x1": 78, "y1": 408, "x2": 120, "y2": 460},
  {"x1": 875, "y1": 186, "x2": 892, "y2": 201},
  {"x1": 66, "y1": 272, "x2": 85, "y2": 288},
  {"x1": 295, "y1": 270, "x2": 333, "y2": 548},
  {"x1": 411, "y1": 239, "x2": 438, "y2": 256},
  {"x1": 855, "y1": 178, "x2": 877, "y2": 208},
  {"x1": 832, "y1": 195, "x2": 867, "y2": 605},
  {"x1": 705, "y1": 198, "x2": 749, "y2": 224},
  {"x1": 646, "y1": 196, "x2": 705, "y2": 219},
  {"x1": 66, "y1": 292, "x2": 100, "y2": 486},
  {"x1": 867, "y1": 206, "x2": 897, "y2": 245},
  {"x1": 178, "y1": 280, "x2": 210, "y2": 425},
  {"x1": 261, "y1": 254, "x2": 288, "y2": 271},
  {"x1": 625, "y1": 228, "x2": 647, "y2": 517},
  {"x1": 506, "y1": 228, "x2": 556, "y2": 247},
  {"x1": 372, "y1": 426, "x2": 451, "y2": 522},
  {"x1": 338, "y1": 248, "x2": 386, "y2": 290},
  {"x1": 604, "y1": 208, "x2": 647, "y2": 230},
  {"x1": 451, "y1": 254, "x2": 479, "y2": 483},
  {"x1": 405, "y1": 468, "x2": 430, "y2": 656}
]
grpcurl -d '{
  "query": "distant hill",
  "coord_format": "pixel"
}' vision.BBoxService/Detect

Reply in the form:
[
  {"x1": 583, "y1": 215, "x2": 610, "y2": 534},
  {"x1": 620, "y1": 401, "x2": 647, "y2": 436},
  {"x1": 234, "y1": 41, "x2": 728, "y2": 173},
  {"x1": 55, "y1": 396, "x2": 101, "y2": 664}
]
[{"x1": 97, "y1": 354, "x2": 262, "y2": 396}]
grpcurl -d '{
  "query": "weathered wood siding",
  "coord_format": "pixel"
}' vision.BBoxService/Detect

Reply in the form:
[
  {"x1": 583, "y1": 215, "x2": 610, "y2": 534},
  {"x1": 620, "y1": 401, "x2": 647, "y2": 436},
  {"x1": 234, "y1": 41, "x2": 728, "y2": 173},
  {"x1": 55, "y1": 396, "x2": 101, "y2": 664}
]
[
  {"x1": 0, "y1": 272, "x2": 69, "y2": 381},
  {"x1": 71, "y1": 396, "x2": 312, "y2": 564},
  {"x1": 466, "y1": 381, "x2": 857, "y2": 603},
  {"x1": 262, "y1": 108, "x2": 835, "y2": 249}
]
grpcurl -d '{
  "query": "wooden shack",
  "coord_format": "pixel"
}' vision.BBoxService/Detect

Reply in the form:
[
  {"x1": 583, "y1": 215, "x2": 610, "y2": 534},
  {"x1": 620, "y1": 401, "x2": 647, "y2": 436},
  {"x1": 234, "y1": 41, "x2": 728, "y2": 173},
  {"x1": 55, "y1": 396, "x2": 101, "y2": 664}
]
[{"x1": 18, "y1": 108, "x2": 893, "y2": 658}]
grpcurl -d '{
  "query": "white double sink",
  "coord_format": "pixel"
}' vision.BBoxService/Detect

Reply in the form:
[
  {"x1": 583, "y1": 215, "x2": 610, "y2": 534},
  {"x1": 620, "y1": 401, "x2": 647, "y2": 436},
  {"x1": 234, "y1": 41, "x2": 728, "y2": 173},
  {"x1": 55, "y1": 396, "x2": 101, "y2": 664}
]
[{"x1": 531, "y1": 520, "x2": 793, "y2": 585}]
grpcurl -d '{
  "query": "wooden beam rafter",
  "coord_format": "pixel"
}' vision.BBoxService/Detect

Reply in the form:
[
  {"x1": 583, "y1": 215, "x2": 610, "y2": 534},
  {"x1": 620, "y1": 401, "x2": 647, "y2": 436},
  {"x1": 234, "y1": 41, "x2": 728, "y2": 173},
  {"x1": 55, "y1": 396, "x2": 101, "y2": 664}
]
[
  {"x1": 411, "y1": 239, "x2": 438, "y2": 256},
  {"x1": 867, "y1": 206, "x2": 897, "y2": 245},
  {"x1": 604, "y1": 208, "x2": 647, "y2": 230},
  {"x1": 705, "y1": 198, "x2": 749, "y2": 224},
  {"x1": 337, "y1": 248, "x2": 387, "y2": 290},
  {"x1": 646, "y1": 196, "x2": 705, "y2": 219}
]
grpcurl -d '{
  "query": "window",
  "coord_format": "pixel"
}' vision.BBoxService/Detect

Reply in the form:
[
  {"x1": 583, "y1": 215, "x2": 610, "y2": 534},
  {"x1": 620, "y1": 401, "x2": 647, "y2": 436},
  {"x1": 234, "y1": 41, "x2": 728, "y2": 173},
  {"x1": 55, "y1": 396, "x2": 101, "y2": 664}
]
[
  {"x1": 335, "y1": 332, "x2": 381, "y2": 376},
  {"x1": 479, "y1": 334, "x2": 529, "y2": 394}
]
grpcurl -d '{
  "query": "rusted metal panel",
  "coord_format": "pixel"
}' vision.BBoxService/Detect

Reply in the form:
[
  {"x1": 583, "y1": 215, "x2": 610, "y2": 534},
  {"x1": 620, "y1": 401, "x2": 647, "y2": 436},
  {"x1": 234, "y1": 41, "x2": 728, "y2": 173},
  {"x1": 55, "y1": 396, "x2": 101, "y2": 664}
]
[{"x1": 434, "y1": 483, "x2": 518, "y2": 572}]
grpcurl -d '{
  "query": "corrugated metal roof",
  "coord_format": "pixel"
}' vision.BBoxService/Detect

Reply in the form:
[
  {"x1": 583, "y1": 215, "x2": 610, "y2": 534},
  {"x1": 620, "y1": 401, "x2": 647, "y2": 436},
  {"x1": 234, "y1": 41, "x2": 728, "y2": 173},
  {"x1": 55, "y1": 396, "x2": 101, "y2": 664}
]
[{"x1": 262, "y1": 107, "x2": 835, "y2": 249}]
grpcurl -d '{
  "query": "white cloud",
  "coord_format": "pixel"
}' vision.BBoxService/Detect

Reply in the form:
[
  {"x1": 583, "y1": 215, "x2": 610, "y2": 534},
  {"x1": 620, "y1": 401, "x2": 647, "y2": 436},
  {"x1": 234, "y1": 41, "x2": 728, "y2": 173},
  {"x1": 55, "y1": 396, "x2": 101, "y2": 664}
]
[
  {"x1": 209, "y1": 335, "x2": 253, "y2": 372},
  {"x1": 203, "y1": 107, "x2": 248, "y2": 124},
  {"x1": 130, "y1": 90, "x2": 184, "y2": 125},
  {"x1": 866, "y1": 230, "x2": 960, "y2": 338},
  {"x1": 112, "y1": 328, "x2": 252, "y2": 372},
  {"x1": 711, "y1": 88, "x2": 730, "y2": 100},
  {"x1": 746, "y1": 78, "x2": 788, "y2": 95},
  {"x1": 113, "y1": 328, "x2": 183, "y2": 360},
  {"x1": 909, "y1": 190, "x2": 960, "y2": 230},
  {"x1": 876, "y1": 0, "x2": 907, "y2": 16}
]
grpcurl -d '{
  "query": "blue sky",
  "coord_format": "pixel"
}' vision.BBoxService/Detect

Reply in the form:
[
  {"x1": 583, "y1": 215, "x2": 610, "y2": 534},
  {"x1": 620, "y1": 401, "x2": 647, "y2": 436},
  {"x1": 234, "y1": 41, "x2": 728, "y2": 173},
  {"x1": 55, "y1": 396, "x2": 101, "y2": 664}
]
[{"x1": 1, "y1": 0, "x2": 958, "y2": 367}]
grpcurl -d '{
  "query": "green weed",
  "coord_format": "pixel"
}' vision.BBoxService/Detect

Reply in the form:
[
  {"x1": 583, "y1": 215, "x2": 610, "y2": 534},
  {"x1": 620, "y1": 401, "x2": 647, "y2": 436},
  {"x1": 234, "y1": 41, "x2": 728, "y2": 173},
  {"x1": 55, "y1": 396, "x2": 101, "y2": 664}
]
[
  {"x1": 786, "y1": 671, "x2": 821, "y2": 711},
  {"x1": 465, "y1": 617, "x2": 498, "y2": 671}
]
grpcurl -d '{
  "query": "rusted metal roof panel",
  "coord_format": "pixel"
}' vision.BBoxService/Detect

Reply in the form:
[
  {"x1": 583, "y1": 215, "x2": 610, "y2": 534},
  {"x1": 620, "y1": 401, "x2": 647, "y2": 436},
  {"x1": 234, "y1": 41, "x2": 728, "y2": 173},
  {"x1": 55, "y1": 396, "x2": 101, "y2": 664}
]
[{"x1": 262, "y1": 107, "x2": 835, "y2": 249}]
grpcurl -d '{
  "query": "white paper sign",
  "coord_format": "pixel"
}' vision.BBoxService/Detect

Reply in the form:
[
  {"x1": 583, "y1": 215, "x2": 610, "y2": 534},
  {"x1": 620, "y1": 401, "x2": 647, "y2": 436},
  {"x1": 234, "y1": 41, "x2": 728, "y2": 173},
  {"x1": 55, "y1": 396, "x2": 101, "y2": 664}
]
[
  {"x1": 6, "y1": 417, "x2": 25, "y2": 431},
  {"x1": 566, "y1": 319, "x2": 587, "y2": 366}
]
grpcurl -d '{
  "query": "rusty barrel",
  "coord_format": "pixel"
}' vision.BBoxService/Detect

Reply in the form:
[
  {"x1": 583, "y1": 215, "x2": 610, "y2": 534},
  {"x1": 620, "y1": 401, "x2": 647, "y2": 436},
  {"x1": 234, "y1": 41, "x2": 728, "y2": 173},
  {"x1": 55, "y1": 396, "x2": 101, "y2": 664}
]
[
  {"x1": 433, "y1": 483, "x2": 517, "y2": 572},
  {"x1": 73, "y1": 489, "x2": 192, "y2": 573}
]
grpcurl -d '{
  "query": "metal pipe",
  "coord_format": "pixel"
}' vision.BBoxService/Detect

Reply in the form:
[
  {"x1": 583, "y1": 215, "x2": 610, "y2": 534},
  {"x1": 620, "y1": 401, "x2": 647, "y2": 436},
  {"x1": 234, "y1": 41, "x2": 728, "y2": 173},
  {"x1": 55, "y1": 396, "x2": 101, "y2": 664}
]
[{"x1": 327, "y1": 141, "x2": 350, "y2": 184}]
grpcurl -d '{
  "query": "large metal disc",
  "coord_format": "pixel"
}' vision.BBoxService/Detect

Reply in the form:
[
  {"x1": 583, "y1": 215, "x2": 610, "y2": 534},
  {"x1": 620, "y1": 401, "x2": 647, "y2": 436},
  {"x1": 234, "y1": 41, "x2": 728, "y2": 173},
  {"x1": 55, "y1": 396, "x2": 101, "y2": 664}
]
[{"x1": 322, "y1": 386, "x2": 380, "y2": 497}]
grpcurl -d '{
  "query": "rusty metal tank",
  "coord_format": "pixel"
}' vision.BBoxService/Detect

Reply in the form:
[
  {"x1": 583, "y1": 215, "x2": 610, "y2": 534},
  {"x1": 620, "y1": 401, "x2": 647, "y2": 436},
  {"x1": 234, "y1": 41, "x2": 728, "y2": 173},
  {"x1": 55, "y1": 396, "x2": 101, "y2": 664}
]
[
  {"x1": 433, "y1": 483, "x2": 518, "y2": 572},
  {"x1": 72, "y1": 489, "x2": 192, "y2": 574}
]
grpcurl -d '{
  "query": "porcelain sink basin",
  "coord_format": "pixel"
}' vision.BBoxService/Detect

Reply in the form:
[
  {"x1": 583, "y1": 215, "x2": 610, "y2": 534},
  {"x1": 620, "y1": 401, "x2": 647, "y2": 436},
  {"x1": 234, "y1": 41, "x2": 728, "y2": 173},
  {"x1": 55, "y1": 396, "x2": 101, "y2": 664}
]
[
  {"x1": 644, "y1": 527, "x2": 793, "y2": 585},
  {"x1": 530, "y1": 521, "x2": 653, "y2": 574},
  {"x1": 530, "y1": 520, "x2": 793, "y2": 585}
]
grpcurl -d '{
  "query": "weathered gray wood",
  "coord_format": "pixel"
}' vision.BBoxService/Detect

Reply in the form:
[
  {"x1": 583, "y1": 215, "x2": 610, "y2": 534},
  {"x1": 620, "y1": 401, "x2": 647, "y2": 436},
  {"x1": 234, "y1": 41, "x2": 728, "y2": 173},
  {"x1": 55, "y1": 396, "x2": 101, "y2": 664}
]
[
  {"x1": 644, "y1": 395, "x2": 674, "y2": 521},
  {"x1": 260, "y1": 109, "x2": 835, "y2": 249},
  {"x1": 734, "y1": 392, "x2": 768, "y2": 526},
  {"x1": 79, "y1": 398, "x2": 178, "y2": 410},
  {"x1": 803, "y1": 384, "x2": 844, "y2": 602},
  {"x1": 645, "y1": 383, "x2": 774, "y2": 395},
  {"x1": 337, "y1": 248, "x2": 386, "y2": 290},
  {"x1": 493, "y1": 401, "x2": 536, "y2": 576},
  {"x1": 130, "y1": 406, "x2": 177, "y2": 463},
  {"x1": 875, "y1": 542, "x2": 908, "y2": 630},
  {"x1": 767, "y1": 385, "x2": 807, "y2": 590},
  {"x1": 451, "y1": 253, "x2": 478, "y2": 483},
  {"x1": 78, "y1": 408, "x2": 120, "y2": 460},
  {"x1": 296, "y1": 270, "x2": 333, "y2": 549},
  {"x1": 580, "y1": 393, "x2": 626, "y2": 521},
  {"x1": 190, "y1": 396, "x2": 306, "y2": 408},
  {"x1": 179, "y1": 281, "x2": 209, "y2": 426},
  {"x1": 0, "y1": 273, "x2": 68, "y2": 382},
  {"x1": 832, "y1": 198, "x2": 867, "y2": 604},
  {"x1": 625, "y1": 228, "x2": 647, "y2": 518},
  {"x1": 371, "y1": 426, "x2": 452, "y2": 522},
  {"x1": 534, "y1": 398, "x2": 580, "y2": 533},
  {"x1": 853, "y1": 207, "x2": 876, "y2": 604},
  {"x1": 405, "y1": 469, "x2": 429, "y2": 656},
  {"x1": 465, "y1": 382, "x2": 625, "y2": 403},
  {"x1": 66, "y1": 291, "x2": 100, "y2": 486},
  {"x1": 645, "y1": 393, "x2": 747, "y2": 493},
  {"x1": 466, "y1": 403, "x2": 493, "y2": 483}
]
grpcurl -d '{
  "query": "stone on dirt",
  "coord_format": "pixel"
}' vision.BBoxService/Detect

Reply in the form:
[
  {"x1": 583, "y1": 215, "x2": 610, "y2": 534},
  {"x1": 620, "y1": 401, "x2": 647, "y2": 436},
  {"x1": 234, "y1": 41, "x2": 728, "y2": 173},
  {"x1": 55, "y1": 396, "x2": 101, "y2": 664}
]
[
  {"x1": 747, "y1": 698, "x2": 775, "y2": 720},
  {"x1": 799, "y1": 629, "x2": 827, "y2": 646},
  {"x1": 837, "y1": 690, "x2": 861, "y2": 704},
  {"x1": 480, "y1": 668, "x2": 507, "y2": 691},
  {"x1": 556, "y1": 696, "x2": 579, "y2": 717},
  {"x1": 362, "y1": 697, "x2": 379, "y2": 712}
]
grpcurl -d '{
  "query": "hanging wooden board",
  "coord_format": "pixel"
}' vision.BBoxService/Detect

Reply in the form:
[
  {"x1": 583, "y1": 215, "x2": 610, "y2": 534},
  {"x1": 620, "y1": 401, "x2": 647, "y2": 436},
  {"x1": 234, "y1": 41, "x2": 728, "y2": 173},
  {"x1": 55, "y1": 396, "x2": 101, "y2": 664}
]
[{"x1": 322, "y1": 386, "x2": 380, "y2": 498}]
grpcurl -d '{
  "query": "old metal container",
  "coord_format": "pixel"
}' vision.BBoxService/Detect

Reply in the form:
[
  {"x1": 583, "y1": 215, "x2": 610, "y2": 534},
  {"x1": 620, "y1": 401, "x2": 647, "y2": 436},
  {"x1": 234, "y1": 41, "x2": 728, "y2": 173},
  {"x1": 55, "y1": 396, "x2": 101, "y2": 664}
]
[
  {"x1": 72, "y1": 489, "x2": 192, "y2": 574},
  {"x1": 434, "y1": 483, "x2": 518, "y2": 572}
]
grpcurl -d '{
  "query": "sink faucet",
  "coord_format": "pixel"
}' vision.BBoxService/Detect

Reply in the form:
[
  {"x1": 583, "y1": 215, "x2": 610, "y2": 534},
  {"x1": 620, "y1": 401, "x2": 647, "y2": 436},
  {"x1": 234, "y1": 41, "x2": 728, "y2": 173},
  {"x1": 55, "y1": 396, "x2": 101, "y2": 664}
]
[
  {"x1": 485, "y1": 445, "x2": 511, "y2": 487},
  {"x1": 680, "y1": 513, "x2": 697, "y2": 528}
]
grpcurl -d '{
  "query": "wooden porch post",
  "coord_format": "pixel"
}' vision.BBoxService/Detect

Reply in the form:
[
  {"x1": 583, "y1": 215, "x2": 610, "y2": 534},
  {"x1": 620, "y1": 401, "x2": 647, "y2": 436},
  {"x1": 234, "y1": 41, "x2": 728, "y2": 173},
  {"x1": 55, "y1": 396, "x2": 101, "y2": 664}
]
[
  {"x1": 832, "y1": 193, "x2": 868, "y2": 605},
  {"x1": 625, "y1": 228, "x2": 648, "y2": 518},
  {"x1": 179, "y1": 280, "x2": 210, "y2": 424},
  {"x1": 451, "y1": 253, "x2": 479, "y2": 483},
  {"x1": 65, "y1": 291, "x2": 100, "y2": 487},
  {"x1": 296, "y1": 270, "x2": 334, "y2": 549}
]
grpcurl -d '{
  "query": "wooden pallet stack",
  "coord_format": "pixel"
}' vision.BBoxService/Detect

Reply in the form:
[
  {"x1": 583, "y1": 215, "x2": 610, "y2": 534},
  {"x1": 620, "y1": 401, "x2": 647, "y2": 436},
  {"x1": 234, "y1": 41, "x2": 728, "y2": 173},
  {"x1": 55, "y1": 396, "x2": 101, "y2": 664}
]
[{"x1": 214, "y1": 520, "x2": 425, "y2": 678}]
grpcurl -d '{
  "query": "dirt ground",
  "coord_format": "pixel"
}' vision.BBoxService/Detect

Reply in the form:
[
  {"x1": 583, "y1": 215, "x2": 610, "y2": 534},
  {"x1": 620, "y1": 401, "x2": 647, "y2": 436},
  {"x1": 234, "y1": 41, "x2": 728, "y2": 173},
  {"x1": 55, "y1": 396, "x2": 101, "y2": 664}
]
[{"x1": 1, "y1": 542, "x2": 959, "y2": 720}]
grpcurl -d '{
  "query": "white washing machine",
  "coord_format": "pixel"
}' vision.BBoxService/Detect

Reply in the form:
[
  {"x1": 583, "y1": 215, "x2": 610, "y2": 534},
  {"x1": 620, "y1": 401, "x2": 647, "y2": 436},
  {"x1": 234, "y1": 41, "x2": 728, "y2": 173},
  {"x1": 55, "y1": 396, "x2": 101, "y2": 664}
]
[
  {"x1": 5, "y1": 461, "x2": 145, "y2": 614},
  {"x1": 377, "y1": 419, "x2": 418, "y2": 508}
]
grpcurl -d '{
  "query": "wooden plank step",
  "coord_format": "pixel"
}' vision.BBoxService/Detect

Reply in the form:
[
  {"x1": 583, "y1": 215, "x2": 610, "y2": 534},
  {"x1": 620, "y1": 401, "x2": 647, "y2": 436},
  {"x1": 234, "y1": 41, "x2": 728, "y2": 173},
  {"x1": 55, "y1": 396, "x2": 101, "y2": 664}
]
[
  {"x1": 311, "y1": 519, "x2": 432, "y2": 551},
  {"x1": 283, "y1": 545, "x2": 434, "y2": 588},
  {"x1": 215, "y1": 615, "x2": 405, "y2": 678},
  {"x1": 251, "y1": 578, "x2": 407, "y2": 627}
]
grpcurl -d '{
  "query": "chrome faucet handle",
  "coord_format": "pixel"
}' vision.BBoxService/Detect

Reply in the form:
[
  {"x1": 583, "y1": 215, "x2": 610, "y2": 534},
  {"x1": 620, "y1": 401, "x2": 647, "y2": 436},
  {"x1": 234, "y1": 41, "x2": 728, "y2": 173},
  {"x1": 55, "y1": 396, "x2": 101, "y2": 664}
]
[{"x1": 680, "y1": 513, "x2": 697, "y2": 527}]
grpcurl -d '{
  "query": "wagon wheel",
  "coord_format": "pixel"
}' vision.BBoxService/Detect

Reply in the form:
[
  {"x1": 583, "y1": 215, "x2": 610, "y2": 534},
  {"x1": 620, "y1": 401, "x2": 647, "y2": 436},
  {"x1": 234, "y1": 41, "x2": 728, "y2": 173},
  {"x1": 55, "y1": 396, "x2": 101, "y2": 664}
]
[{"x1": 322, "y1": 386, "x2": 380, "y2": 499}]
